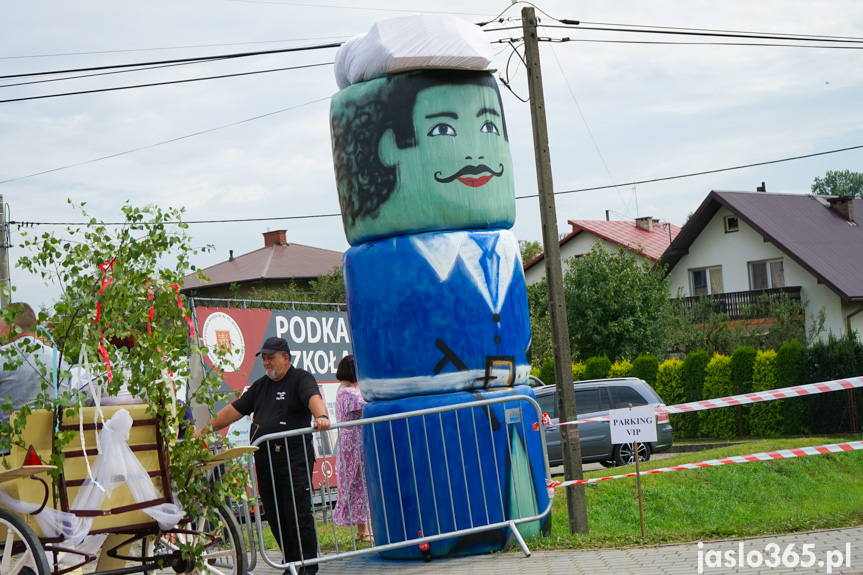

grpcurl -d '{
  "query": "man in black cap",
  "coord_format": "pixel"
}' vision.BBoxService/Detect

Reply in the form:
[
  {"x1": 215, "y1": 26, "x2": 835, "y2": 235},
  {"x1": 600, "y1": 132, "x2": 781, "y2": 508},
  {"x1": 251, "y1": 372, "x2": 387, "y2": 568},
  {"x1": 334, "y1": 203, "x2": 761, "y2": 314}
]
[{"x1": 202, "y1": 336, "x2": 330, "y2": 574}]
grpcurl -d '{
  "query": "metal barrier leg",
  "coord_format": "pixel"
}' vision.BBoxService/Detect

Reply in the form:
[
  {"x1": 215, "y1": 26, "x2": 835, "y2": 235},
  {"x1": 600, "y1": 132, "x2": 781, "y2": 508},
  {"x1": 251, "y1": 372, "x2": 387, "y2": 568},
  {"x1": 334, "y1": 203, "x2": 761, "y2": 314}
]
[
  {"x1": 241, "y1": 499, "x2": 258, "y2": 572},
  {"x1": 508, "y1": 520, "x2": 532, "y2": 557}
]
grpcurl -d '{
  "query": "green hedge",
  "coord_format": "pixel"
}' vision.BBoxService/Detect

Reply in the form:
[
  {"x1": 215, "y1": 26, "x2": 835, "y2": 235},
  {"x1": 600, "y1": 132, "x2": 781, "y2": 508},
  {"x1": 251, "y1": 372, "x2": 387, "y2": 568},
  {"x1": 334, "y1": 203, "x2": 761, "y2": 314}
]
[
  {"x1": 573, "y1": 362, "x2": 586, "y2": 382},
  {"x1": 655, "y1": 358, "x2": 685, "y2": 436},
  {"x1": 678, "y1": 349, "x2": 709, "y2": 438},
  {"x1": 806, "y1": 333, "x2": 863, "y2": 434},
  {"x1": 538, "y1": 357, "x2": 555, "y2": 388},
  {"x1": 537, "y1": 333, "x2": 863, "y2": 438},
  {"x1": 700, "y1": 354, "x2": 737, "y2": 438},
  {"x1": 609, "y1": 359, "x2": 632, "y2": 378},
  {"x1": 776, "y1": 339, "x2": 808, "y2": 435},
  {"x1": 729, "y1": 346, "x2": 757, "y2": 435},
  {"x1": 583, "y1": 355, "x2": 612, "y2": 380},
  {"x1": 631, "y1": 354, "x2": 660, "y2": 385},
  {"x1": 748, "y1": 350, "x2": 781, "y2": 436}
]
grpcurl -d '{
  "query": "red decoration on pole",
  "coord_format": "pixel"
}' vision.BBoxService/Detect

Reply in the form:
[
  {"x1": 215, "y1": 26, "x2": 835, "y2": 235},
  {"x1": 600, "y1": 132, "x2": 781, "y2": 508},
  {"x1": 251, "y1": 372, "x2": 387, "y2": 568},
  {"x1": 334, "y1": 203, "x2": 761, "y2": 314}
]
[
  {"x1": 93, "y1": 259, "x2": 117, "y2": 381},
  {"x1": 170, "y1": 284, "x2": 194, "y2": 339},
  {"x1": 98, "y1": 334, "x2": 113, "y2": 382},
  {"x1": 147, "y1": 281, "x2": 155, "y2": 335},
  {"x1": 94, "y1": 259, "x2": 116, "y2": 325}
]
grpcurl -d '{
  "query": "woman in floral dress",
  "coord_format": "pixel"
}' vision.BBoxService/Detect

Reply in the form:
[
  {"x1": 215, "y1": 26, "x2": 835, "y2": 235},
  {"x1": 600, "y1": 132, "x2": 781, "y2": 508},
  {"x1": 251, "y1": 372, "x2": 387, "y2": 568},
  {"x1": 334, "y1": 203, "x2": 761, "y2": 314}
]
[{"x1": 332, "y1": 355, "x2": 372, "y2": 542}]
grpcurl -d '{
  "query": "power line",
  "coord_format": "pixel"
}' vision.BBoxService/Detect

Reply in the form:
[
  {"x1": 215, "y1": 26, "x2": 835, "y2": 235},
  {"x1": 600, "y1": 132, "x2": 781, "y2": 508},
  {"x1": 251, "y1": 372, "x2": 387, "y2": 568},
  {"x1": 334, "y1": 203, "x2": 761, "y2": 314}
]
[
  {"x1": 576, "y1": 20, "x2": 863, "y2": 43},
  {"x1": 1, "y1": 61, "x2": 208, "y2": 89},
  {"x1": 0, "y1": 43, "x2": 342, "y2": 81},
  {"x1": 0, "y1": 61, "x2": 333, "y2": 104},
  {"x1": 10, "y1": 144, "x2": 861, "y2": 225},
  {"x1": 10, "y1": 212, "x2": 341, "y2": 227},
  {"x1": 541, "y1": 38, "x2": 863, "y2": 50},
  {"x1": 0, "y1": 97, "x2": 331, "y2": 185},
  {"x1": 0, "y1": 36, "x2": 351, "y2": 60},
  {"x1": 515, "y1": 144, "x2": 863, "y2": 200},
  {"x1": 484, "y1": 22, "x2": 863, "y2": 46}
]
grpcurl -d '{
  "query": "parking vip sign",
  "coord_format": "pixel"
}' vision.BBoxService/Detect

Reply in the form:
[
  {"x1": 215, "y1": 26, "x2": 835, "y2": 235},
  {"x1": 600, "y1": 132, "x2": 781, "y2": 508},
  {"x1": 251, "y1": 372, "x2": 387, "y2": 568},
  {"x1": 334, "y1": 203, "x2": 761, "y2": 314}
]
[{"x1": 609, "y1": 405, "x2": 658, "y2": 444}]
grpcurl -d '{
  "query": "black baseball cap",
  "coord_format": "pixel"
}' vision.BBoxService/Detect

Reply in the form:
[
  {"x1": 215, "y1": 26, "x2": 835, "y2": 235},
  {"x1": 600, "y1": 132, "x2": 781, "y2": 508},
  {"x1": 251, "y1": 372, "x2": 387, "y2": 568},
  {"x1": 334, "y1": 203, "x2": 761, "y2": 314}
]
[{"x1": 256, "y1": 336, "x2": 291, "y2": 356}]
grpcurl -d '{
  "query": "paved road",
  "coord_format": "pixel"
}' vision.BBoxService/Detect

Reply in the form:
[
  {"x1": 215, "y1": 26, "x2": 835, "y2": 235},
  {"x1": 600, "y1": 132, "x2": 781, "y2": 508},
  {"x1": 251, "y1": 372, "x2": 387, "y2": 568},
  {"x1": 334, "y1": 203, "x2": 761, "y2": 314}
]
[{"x1": 244, "y1": 526, "x2": 863, "y2": 575}]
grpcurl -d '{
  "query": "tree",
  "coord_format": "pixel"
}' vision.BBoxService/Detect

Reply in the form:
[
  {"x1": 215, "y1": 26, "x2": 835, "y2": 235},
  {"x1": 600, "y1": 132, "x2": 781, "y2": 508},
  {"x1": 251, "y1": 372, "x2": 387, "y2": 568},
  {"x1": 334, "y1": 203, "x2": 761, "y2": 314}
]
[
  {"x1": 526, "y1": 279, "x2": 553, "y2": 367},
  {"x1": 563, "y1": 244, "x2": 676, "y2": 360},
  {"x1": 8, "y1": 201, "x2": 249, "y2": 564},
  {"x1": 519, "y1": 239, "x2": 543, "y2": 264},
  {"x1": 812, "y1": 170, "x2": 863, "y2": 198}
]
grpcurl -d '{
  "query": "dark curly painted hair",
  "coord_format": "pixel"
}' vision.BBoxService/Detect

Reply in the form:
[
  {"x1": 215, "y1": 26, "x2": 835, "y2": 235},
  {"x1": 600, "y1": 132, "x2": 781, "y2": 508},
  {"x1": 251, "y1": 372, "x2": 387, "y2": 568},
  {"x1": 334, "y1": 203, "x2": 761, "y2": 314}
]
[{"x1": 331, "y1": 70, "x2": 508, "y2": 228}]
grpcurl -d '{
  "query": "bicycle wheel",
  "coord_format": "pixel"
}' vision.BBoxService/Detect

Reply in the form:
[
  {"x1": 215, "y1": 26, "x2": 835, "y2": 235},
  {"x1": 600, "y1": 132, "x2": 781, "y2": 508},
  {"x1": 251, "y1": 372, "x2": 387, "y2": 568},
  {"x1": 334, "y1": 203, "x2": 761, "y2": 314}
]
[{"x1": 146, "y1": 505, "x2": 246, "y2": 575}]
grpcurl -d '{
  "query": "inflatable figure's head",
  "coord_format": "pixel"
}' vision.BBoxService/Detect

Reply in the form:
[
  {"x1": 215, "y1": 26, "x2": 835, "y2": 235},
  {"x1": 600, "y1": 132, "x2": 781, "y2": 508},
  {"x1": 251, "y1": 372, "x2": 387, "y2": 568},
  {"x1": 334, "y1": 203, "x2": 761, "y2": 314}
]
[{"x1": 330, "y1": 16, "x2": 515, "y2": 245}]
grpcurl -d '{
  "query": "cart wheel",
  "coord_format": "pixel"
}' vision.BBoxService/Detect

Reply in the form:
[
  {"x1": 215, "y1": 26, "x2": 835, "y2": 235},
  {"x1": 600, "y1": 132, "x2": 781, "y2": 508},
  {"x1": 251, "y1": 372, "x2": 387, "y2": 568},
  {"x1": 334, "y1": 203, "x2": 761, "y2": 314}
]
[
  {"x1": 0, "y1": 509, "x2": 50, "y2": 575},
  {"x1": 146, "y1": 505, "x2": 247, "y2": 575}
]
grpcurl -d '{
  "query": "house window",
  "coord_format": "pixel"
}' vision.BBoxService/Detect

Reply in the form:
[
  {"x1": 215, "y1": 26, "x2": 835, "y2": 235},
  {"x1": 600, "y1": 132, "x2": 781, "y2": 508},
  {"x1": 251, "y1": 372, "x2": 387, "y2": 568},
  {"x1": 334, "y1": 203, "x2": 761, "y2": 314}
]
[
  {"x1": 724, "y1": 216, "x2": 739, "y2": 233},
  {"x1": 749, "y1": 259, "x2": 785, "y2": 290},
  {"x1": 690, "y1": 267, "x2": 723, "y2": 296}
]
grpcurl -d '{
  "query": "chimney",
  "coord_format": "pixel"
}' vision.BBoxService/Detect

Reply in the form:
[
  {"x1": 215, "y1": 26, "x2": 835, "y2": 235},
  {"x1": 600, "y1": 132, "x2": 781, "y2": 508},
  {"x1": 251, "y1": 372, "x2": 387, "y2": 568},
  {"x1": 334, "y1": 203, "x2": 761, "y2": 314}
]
[
  {"x1": 635, "y1": 216, "x2": 654, "y2": 232},
  {"x1": 827, "y1": 196, "x2": 855, "y2": 222},
  {"x1": 229, "y1": 249, "x2": 234, "y2": 262},
  {"x1": 756, "y1": 182, "x2": 766, "y2": 192},
  {"x1": 263, "y1": 230, "x2": 287, "y2": 247}
]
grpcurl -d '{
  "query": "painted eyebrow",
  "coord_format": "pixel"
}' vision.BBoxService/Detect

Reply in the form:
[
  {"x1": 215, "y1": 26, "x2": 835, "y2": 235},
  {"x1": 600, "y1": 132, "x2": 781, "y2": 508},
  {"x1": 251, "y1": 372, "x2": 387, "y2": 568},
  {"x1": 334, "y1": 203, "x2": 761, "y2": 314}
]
[
  {"x1": 425, "y1": 111, "x2": 458, "y2": 120},
  {"x1": 477, "y1": 107, "x2": 500, "y2": 117}
]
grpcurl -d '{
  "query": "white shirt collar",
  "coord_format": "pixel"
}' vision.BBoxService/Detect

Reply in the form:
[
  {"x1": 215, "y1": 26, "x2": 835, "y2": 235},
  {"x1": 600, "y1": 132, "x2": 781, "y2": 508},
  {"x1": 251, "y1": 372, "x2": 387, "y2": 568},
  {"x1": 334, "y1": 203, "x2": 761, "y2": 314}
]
[{"x1": 410, "y1": 230, "x2": 519, "y2": 313}]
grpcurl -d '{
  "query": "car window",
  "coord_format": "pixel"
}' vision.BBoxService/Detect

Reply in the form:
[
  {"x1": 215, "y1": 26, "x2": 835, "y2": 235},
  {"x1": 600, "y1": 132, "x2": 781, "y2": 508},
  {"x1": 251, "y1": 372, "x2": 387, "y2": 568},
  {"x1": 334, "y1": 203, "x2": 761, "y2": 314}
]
[
  {"x1": 574, "y1": 388, "x2": 603, "y2": 414},
  {"x1": 611, "y1": 385, "x2": 649, "y2": 408},
  {"x1": 536, "y1": 393, "x2": 557, "y2": 419}
]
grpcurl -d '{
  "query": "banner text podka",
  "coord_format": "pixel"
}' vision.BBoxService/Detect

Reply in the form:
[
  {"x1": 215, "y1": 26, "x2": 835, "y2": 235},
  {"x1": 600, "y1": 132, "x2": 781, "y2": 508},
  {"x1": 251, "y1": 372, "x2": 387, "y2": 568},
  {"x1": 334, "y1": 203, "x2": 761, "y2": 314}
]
[{"x1": 275, "y1": 315, "x2": 350, "y2": 344}]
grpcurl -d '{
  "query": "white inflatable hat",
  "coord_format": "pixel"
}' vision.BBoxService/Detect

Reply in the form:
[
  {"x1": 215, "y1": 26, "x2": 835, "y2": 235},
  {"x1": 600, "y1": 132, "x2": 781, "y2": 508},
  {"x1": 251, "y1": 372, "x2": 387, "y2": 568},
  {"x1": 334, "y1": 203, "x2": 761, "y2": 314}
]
[{"x1": 334, "y1": 14, "x2": 493, "y2": 89}]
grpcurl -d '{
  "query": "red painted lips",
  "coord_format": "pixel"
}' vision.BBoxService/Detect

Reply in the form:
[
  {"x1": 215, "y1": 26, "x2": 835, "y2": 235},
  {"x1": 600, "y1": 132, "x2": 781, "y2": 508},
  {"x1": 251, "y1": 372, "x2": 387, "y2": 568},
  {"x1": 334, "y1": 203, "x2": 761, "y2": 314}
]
[{"x1": 456, "y1": 175, "x2": 494, "y2": 187}]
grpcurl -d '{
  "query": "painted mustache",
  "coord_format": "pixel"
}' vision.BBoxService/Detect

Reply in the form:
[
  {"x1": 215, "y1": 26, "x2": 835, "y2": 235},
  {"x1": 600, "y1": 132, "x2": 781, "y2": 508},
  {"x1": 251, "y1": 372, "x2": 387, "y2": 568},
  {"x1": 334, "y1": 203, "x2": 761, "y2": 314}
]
[{"x1": 434, "y1": 163, "x2": 505, "y2": 185}]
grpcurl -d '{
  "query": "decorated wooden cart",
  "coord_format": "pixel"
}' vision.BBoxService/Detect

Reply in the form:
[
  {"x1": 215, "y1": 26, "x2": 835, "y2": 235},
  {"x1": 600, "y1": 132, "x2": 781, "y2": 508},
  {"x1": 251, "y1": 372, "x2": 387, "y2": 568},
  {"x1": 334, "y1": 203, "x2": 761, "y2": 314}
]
[{"x1": 0, "y1": 403, "x2": 255, "y2": 575}]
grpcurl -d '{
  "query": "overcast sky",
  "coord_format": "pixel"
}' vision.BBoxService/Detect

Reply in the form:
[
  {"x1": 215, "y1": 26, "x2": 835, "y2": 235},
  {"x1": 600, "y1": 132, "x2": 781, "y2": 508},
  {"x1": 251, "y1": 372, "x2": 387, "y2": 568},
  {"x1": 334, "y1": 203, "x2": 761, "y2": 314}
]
[{"x1": 3, "y1": 0, "x2": 862, "y2": 311}]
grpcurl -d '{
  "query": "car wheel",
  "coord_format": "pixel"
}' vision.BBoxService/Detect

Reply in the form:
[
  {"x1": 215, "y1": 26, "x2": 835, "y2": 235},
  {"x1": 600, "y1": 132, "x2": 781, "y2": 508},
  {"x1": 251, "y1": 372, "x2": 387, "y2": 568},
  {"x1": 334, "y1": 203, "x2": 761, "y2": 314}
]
[
  {"x1": 612, "y1": 442, "x2": 651, "y2": 467},
  {"x1": 598, "y1": 460, "x2": 615, "y2": 469}
]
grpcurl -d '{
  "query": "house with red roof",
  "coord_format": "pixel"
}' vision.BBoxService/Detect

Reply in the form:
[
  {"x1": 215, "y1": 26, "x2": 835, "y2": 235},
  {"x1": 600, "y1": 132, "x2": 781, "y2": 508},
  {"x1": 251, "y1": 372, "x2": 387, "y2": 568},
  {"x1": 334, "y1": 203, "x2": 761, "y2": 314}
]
[
  {"x1": 181, "y1": 230, "x2": 343, "y2": 300},
  {"x1": 661, "y1": 190, "x2": 863, "y2": 342},
  {"x1": 523, "y1": 216, "x2": 681, "y2": 285}
]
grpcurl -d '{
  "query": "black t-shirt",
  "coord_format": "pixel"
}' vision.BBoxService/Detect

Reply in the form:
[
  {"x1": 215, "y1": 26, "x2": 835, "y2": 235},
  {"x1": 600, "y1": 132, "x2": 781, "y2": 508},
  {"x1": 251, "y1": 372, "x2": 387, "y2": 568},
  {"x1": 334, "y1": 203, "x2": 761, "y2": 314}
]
[{"x1": 232, "y1": 365, "x2": 321, "y2": 448}]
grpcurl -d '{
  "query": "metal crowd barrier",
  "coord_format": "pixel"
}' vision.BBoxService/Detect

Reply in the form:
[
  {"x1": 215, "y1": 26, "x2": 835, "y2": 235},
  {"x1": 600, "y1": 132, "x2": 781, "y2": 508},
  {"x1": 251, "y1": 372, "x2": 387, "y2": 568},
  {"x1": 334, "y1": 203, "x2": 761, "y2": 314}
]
[{"x1": 245, "y1": 394, "x2": 553, "y2": 575}]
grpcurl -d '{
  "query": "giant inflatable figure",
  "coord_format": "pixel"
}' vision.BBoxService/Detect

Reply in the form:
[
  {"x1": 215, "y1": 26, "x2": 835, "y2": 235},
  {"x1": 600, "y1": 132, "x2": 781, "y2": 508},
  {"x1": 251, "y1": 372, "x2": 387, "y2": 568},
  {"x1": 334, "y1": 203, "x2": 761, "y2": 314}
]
[{"x1": 330, "y1": 15, "x2": 550, "y2": 559}]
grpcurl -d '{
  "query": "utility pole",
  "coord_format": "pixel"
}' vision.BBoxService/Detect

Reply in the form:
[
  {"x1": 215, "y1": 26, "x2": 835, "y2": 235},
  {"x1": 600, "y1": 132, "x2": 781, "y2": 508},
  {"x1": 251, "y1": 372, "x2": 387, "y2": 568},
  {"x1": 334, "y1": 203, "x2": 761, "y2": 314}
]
[
  {"x1": 521, "y1": 7, "x2": 588, "y2": 534},
  {"x1": 0, "y1": 195, "x2": 10, "y2": 309}
]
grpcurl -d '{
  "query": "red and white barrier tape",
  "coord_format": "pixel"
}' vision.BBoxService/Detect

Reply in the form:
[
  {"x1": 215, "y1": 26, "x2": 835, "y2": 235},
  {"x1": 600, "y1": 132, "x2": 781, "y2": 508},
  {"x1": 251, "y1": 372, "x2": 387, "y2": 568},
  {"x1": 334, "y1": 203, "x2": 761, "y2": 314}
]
[
  {"x1": 534, "y1": 375, "x2": 863, "y2": 430},
  {"x1": 547, "y1": 441, "x2": 863, "y2": 489}
]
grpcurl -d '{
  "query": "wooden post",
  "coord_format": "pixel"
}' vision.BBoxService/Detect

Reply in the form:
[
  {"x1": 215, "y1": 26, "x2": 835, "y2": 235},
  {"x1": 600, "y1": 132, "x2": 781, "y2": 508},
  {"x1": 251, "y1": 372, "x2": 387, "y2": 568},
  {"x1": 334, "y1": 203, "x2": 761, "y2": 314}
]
[
  {"x1": 522, "y1": 6, "x2": 588, "y2": 534},
  {"x1": 634, "y1": 441, "x2": 645, "y2": 537}
]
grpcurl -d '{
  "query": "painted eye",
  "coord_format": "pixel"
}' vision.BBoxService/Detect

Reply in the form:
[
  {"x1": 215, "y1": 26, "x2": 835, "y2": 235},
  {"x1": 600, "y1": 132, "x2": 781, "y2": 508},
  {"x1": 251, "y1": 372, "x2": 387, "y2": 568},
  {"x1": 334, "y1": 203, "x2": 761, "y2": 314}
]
[
  {"x1": 480, "y1": 121, "x2": 500, "y2": 135},
  {"x1": 428, "y1": 123, "x2": 457, "y2": 137}
]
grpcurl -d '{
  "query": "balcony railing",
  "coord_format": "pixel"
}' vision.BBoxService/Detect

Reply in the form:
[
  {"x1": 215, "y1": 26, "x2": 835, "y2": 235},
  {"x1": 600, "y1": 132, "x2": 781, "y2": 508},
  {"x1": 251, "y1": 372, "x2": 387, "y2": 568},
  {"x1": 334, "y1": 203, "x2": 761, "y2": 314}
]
[{"x1": 679, "y1": 286, "x2": 802, "y2": 321}]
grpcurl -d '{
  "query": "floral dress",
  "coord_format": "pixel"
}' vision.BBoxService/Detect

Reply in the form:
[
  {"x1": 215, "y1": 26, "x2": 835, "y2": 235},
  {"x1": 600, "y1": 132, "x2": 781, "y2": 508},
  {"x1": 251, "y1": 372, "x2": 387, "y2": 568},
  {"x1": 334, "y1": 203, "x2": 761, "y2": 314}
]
[{"x1": 333, "y1": 384, "x2": 369, "y2": 527}]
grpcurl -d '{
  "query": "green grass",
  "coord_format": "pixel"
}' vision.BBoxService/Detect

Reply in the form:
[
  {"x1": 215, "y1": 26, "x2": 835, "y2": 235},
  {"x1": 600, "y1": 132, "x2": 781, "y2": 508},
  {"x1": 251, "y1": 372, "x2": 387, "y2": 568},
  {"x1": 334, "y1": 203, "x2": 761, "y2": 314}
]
[
  {"x1": 255, "y1": 520, "x2": 375, "y2": 553},
  {"x1": 526, "y1": 436, "x2": 863, "y2": 550}
]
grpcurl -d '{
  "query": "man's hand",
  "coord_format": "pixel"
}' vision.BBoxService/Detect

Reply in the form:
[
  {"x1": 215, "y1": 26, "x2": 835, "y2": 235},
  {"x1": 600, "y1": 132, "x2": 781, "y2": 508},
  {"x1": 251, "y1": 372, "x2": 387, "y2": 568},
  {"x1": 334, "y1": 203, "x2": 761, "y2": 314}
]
[
  {"x1": 313, "y1": 415, "x2": 331, "y2": 432},
  {"x1": 193, "y1": 422, "x2": 212, "y2": 439},
  {"x1": 308, "y1": 395, "x2": 330, "y2": 431}
]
